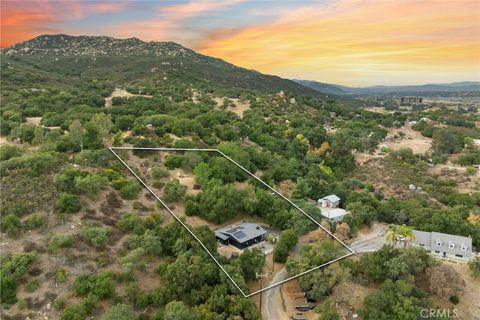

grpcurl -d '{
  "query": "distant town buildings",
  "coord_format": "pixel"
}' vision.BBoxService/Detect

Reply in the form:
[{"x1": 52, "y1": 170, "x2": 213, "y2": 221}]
[
  {"x1": 400, "y1": 96, "x2": 423, "y2": 105},
  {"x1": 215, "y1": 223, "x2": 267, "y2": 249},
  {"x1": 317, "y1": 195, "x2": 349, "y2": 223},
  {"x1": 412, "y1": 230, "x2": 473, "y2": 262}
]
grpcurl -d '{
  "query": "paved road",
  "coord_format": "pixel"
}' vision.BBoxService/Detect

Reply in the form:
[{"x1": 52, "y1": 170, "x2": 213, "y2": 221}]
[
  {"x1": 350, "y1": 223, "x2": 388, "y2": 253},
  {"x1": 350, "y1": 235, "x2": 387, "y2": 253}
]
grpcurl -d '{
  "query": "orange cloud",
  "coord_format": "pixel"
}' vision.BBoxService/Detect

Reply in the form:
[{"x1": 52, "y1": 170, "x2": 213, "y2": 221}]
[
  {"x1": 0, "y1": 1, "x2": 59, "y2": 47},
  {"x1": 105, "y1": 0, "x2": 243, "y2": 45},
  {"x1": 0, "y1": 1, "x2": 130, "y2": 48},
  {"x1": 161, "y1": 0, "x2": 242, "y2": 17},
  {"x1": 198, "y1": 1, "x2": 480, "y2": 85},
  {"x1": 91, "y1": 2, "x2": 130, "y2": 14}
]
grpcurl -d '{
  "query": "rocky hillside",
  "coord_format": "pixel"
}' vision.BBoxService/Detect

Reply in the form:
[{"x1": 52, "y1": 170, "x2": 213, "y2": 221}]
[
  {"x1": 2, "y1": 34, "x2": 196, "y2": 58},
  {"x1": 1, "y1": 34, "x2": 328, "y2": 98}
]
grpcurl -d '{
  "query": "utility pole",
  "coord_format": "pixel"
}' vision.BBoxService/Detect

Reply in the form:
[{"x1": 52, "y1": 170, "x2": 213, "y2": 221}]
[{"x1": 256, "y1": 272, "x2": 268, "y2": 314}]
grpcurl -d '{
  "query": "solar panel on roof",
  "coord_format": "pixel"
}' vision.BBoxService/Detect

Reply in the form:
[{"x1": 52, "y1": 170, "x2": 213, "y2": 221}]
[{"x1": 233, "y1": 231, "x2": 247, "y2": 239}]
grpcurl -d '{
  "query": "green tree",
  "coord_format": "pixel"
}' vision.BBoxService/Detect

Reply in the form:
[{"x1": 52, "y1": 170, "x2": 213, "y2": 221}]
[
  {"x1": 398, "y1": 224, "x2": 415, "y2": 248},
  {"x1": 292, "y1": 177, "x2": 312, "y2": 199},
  {"x1": 69, "y1": 120, "x2": 84, "y2": 151},
  {"x1": 83, "y1": 122, "x2": 102, "y2": 149},
  {"x1": 432, "y1": 129, "x2": 464, "y2": 154},
  {"x1": 193, "y1": 162, "x2": 211, "y2": 186},
  {"x1": 274, "y1": 229, "x2": 298, "y2": 263},
  {"x1": 164, "y1": 301, "x2": 195, "y2": 320},
  {"x1": 164, "y1": 179, "x2": 187, "y2": 202},
  {"x1": 236, "y1": 248, "x2": 265, "y2": 280},
  {"x1": 359, "y1": 279, "x2": 430, "y2": 320},
  {"x1": 31, "y1": 126, "x2": 45, "y2": 145},
  {"x1": 385, "y1": 224, "x2": 400, "y2": 247},
  {"x1": 90, "y1": 113, "x2": 113, "y2": 144}
]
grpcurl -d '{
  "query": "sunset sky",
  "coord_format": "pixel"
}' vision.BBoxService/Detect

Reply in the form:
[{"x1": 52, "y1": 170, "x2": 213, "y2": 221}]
[{"x1": 1, "y1": 0, "x2": 479, "y2": 86}]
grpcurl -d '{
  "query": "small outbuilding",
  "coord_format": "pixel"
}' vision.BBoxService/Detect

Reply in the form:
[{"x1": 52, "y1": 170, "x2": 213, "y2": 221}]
[
  {"x1": 317, "y1": 194, "x2": 349, "y2": 223},
  {"x1": 317, "y1": 194, "x2": 341, "y2": 208}
]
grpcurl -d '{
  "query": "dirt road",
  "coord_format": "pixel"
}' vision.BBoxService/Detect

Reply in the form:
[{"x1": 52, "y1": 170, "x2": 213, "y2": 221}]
[
  {"x1": 104, "y1": 88, "x2": 152, "y2": 107},
  {"x1": 262, "y1": 268, "x2": 289, "y2": 320}
]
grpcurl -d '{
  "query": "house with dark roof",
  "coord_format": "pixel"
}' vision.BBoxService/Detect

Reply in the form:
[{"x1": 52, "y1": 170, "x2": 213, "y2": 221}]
[
  {"x1": 412, "y1": 230, "x2": 473, "y2": 262},
  {"x1": 215, "y1": 223, "x2": 267, "y2": 249}
]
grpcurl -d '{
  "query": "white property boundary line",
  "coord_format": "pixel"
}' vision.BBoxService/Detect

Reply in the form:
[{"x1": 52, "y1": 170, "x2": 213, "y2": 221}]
[{"x1": 109, "y1": 147, "x2": 356, "y2": 297}]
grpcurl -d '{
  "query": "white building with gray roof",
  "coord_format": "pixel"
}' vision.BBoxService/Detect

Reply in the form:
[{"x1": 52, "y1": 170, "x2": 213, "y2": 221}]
[
  {"x1": 412, "y1": 230, "x2": 473, "y2": 262},
  {"x1": 317, "y1": 194, "x2": 349, "y2": 223}
]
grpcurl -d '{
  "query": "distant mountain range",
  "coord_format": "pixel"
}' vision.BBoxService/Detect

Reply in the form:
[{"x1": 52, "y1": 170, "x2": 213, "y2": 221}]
[{"x1": 295, "y1": 79, "x2": 480, "y2": 95}]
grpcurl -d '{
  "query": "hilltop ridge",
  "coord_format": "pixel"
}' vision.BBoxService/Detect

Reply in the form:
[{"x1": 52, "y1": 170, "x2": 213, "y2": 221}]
[
  {"x1": 2, "y1": 34, "x2": 196, "y2": 58},
  {"x1": 1, "y1": 34, "x2": 327, "y2": 98}
]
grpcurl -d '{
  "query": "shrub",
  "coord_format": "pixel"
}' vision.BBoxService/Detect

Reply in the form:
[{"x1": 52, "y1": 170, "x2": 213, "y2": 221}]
[
  {"x1": 449, "y1": 295, "x2": 460, "y2": 305},
  {"x1": 73, "y1": 272, "x2": 115, "y2": 299},
  {"x1": 0, "y1": 251, "x2": 37, "y2": 305},
  {"x1": 468, "y1": 256, "x2": 480, "y2": 278},
  {"x1": 119, "y1": 181, "x2": 142, "y2": 200},
  {"x1": 24, "y1": 213, "x2": 47, "y2": 230},
  {"x1": 116, "y1": 213, "x2": 145, "y2": 234},
  {"x1": 0, "y1": 214, "x2": 22, "y2": 236},
  {"x1": 53, "y1": 297, "x2": 67, "y2": 311},
  {"x1": 0, "y1": 152, "x2": 63, "y2": 176},
  {"x1": 104, "y1": 304, "x2": 135, "y2": 320},
  {"x1": 26, "y1": 279, "x2": 40, "y2": 292},
  {"x1": 56, "y1": 193, "x2": 81, "y2": 213},
  {"x1": 163, "y1": 179, "x2": 187, "y2": 202},
  {"x1": 74, "y1": 174, "x2": 108, "y2": 197},
  {"x1": 112, "y1": 177, "x2": 128, "y2": 190},
  {"x1": 466, "y1": 166, "x2": 477, "y2": 175},
  {"x1": 164, "y1": 155, "x2": 183, "y2": 169},
  {"x1": 315, "y1": 301, "x2": 340, "y2": 320},
  {"x1": 152, "y1": 180, "x2": 165, "y2": 189},
  {"x1": 151, "y1": 166, "x2": 169, "y2": 179},
  {"x1": 1, "y1": 170, "x2": 57, "y2": 216},
  {"x1": 60, "y1": 295, "x2": 97, "y2": 320},
  {"x1": 0, "y1": 145, "x2": 23, "y2": 161},
  {"x1": 120, "y1": 248, "x2": 145, "y2": 273},
  {"x1": 80, "y1": 226, "x2": 110, "y2": 247},
  {"x1": 55, "y1": 268, "x2": 69, "y2": 283},
  {"x1": 48, "y1": 233, "x2": 74, "y2": 254}
]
